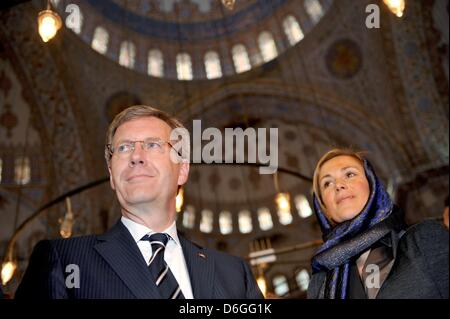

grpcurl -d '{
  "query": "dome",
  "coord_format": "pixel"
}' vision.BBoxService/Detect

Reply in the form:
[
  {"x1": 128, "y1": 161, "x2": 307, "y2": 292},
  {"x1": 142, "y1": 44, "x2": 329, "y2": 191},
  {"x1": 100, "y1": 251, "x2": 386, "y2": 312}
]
[{"x1": 52, "y1": 0, "x2": 334, "y2": 79}]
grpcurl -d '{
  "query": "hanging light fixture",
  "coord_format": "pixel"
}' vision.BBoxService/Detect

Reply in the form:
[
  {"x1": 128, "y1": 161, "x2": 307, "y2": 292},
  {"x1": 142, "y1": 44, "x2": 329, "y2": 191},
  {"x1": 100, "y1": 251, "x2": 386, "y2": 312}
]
[
  {"x1": 273, "y1": 172, "x2": 291, "y2": 214},
  {"x1": 1, "y1": 259, "x2": 17, "y2": 285},
  {"x1": 256, "y1": 273, "x2": 267, "y2": 297},
  {"x1": 1, "y1": 234, "x2": 18, "y2": 285},
  {"x1": 221, "y1": 0, "x2": 236, "y2": 10},
  {"x1": 176, "y1": 187, "x2": 184, "y2": 213},
  {"x1": 249, "y1": 239, "x2": 273, "y2": 298},
  {"x1": 275, "y1": 192, "x2": 291, "y2": 213},
  {"x1": 383, "y1": 0, "x2": 406, "y2": 18},
  {"x1": 59, "y1": 197, "x2": 75, "y2": 238},
  {"x1": 38, "y1": 0, "x2": 62, "y2": 42}
]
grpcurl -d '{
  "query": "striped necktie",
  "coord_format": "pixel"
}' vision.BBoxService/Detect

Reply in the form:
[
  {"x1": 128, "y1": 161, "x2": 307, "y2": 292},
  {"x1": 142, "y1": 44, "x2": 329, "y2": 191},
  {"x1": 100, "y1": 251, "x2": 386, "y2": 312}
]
[{"x1": 141, "y1": 233, "x2": 184, "y2": 299}]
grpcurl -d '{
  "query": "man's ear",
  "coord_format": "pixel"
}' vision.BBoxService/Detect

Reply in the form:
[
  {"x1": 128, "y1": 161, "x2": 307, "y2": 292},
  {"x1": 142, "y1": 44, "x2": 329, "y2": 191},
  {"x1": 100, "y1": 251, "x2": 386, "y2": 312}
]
[
  {"x1": 108, "y1": 164, "x2": 115, "y2": 190},
  {"x1": 177, "y1": 161, "x2": 190, "y2": 186}
]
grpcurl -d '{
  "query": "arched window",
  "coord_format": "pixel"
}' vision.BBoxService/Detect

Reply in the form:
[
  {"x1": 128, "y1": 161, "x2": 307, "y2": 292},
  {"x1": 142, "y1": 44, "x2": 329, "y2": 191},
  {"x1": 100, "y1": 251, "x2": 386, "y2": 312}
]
[
  {"x1": 232, "y1": 44, "x2": 251, "y2": 73},
  {"x1": 15, "y1": 156, "x2": 30, "y2": 185},
  {"x1": 277, "y1": 209, "x2": 293, "y2": 225},
  {"x1": 91, "y1": 26, "x2": 109, "y2": 54},
  {"x1": 296, "y1": 269, "x2": 310, "y2": 291},
  {"x1": 283, "y1": 15, "x2": 304, "y2": 46},
  {"x1": 257, "y1": 207, "x2": 273, "y2": 231},
  {"x1": 65, "y1": 4, "x2": 83, "y2": 34},
  {"x1": 238, "y1": 210, "x2": 253, "y2": 233},
  {"x1": 119, "y1": 41, "x2": 136, "y2": 68},
  {"x1": 304, "y1": 0, "x2": 324, "y2": 23},
  {"x1": 199, "y1": 209, "x2": 213, "y2": 233},
  {"x1": 182, "y1": 205, "x2": 195, "y2": 229},
  {"x1": 176, "y1": 53, "x2": 193, "y2": 80},
  {"x1": 258, "y1": 31, "x2": 278, "y2": 62},
  {"x1": 219, "y1": 211, "x2": 233, "y2": 234},
  {"x1": 295, "y1": 194, "x2": 313, "y2": 218},
  {"x1": 273, "y1": 274, "x2": 289, "y2": 296},
  {"x1": 204, "y1": 51, "x2": 222, "y2": 79},
  {"x1": 148, "y1": 49, "x2": 164, "y2": 77}
]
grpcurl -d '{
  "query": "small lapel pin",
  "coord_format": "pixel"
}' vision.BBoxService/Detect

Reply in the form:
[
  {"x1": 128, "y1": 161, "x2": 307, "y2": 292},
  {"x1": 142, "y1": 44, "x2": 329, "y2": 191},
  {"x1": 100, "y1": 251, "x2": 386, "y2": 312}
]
[{"x1": 198, "y1": 252, "x2": 207, "y2": 259}]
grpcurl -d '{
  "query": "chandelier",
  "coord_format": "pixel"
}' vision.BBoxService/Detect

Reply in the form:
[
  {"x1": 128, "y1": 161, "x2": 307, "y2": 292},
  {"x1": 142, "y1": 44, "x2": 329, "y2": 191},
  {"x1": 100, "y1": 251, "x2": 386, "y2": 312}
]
[
  {"x1": 383, "y1": 0, "x2": 406, "y2": 18},
  {"x1": 37, "y1": 1, "x2": 62, "y2": 42},
  {"x1": 221, "y1": 0, "x2": 236, "y2": 10}
]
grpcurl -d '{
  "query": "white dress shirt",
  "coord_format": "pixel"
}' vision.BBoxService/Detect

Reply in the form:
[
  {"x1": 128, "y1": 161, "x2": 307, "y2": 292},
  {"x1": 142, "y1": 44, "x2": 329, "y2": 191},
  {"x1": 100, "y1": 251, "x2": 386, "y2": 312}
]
[{"x1": 121, "y1": 216, "x2": 194, "y2": 299}]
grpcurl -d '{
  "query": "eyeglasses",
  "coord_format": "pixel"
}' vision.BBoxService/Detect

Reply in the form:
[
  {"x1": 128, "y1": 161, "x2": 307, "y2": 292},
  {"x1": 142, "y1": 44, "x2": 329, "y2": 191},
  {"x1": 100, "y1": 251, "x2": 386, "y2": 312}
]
[{"x1": 106, "y1": 138, "x2": 177, "y2": 158}]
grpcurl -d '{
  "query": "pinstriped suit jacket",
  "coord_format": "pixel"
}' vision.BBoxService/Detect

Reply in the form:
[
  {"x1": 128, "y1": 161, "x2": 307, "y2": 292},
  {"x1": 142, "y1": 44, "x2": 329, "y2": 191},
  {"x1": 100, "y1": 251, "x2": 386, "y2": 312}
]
[{"x1": 15, "y1": 220, "x2": 263, "y2": 299}]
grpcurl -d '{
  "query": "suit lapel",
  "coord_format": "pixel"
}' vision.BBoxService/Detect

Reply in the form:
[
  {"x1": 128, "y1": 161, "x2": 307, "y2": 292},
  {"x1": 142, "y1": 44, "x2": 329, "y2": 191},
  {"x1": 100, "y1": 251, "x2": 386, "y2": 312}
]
[
  {"x1": 94, "y1": 220, "x2": 161, "y2": 299},
  {"x1": 179, "y1": 236, "x2": 215, "y2": 299}
]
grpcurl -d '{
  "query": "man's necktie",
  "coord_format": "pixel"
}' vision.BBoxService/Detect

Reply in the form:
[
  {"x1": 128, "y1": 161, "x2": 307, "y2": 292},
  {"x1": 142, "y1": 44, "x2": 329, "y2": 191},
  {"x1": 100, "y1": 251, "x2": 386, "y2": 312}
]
[{"x1": 141, "y1": 233, "x2": 184, "y2": 299}]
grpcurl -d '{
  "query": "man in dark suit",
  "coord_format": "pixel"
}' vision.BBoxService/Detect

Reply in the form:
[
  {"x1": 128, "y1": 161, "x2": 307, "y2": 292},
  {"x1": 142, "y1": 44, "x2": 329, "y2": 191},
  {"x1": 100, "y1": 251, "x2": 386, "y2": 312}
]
[{"x1": 16, "y1": 105, "x2": 263, "y2": 299}]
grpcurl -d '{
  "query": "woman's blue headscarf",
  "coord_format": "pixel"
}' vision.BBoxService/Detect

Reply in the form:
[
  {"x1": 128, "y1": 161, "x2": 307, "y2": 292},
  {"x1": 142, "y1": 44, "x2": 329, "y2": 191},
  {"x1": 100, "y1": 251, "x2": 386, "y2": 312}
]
[{"x1": 311, "y1": 159, "x2": 396, "y2": 299}]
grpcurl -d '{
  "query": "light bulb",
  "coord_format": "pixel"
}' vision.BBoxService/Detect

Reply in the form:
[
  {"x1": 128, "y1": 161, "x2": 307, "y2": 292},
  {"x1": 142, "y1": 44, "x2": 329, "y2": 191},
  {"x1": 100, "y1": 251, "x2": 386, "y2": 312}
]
[
  {"x1": 256, "y1": 275, "x2": 267, "y2": 298},
  {"x1": 176, "y1": 187, "x2": 184, "y2": 213},
  {"x1": 383, "y1": 0, "x2": 406, "y2": 18},
  {"x1": 60, "y1": 197, "x2": 74, "y2": 238},
  {"x1": 275, "y1": 192, "x2": 291, "y2": 212},
  {"x1": 59, "y1": 214, "x2": 74, "y2": 238},
  {"x1": 38, "y1": 9, "x2": 62, "y2": 42},
  {"x1": 1, "y1": 261, "x2": 17, "y2": 285}
]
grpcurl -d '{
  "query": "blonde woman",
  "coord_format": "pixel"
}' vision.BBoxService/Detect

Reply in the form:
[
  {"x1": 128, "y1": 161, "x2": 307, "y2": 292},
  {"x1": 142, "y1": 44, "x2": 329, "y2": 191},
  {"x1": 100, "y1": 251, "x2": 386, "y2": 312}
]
[{"x1": 307, "y1": 149, "x2": 448, "y2": 299}]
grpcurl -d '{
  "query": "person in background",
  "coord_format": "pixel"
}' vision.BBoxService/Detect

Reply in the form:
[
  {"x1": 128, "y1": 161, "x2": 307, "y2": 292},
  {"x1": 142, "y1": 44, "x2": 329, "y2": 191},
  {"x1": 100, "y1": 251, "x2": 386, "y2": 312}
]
[{"x1": 307, "y1": 148, "x2": 449, "y2": 299}]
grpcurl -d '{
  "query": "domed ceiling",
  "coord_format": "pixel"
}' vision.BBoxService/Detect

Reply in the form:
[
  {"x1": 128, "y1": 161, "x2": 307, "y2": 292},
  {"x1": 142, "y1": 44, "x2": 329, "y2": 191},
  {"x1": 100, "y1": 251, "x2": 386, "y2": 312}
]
[
  {"x1": 87, "y1": 0, "x2": 288, "y2": 40},
  {"x1": 52, "y1": 0, "x2": 334, "y2": 79}
]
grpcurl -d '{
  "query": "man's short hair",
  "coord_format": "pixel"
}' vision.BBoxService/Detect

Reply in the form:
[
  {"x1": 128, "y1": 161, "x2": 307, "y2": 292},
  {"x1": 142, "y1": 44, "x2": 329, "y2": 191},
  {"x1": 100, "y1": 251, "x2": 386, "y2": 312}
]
[{"x1": 104, "y1": 105, "x2": 186, "y2": 165}]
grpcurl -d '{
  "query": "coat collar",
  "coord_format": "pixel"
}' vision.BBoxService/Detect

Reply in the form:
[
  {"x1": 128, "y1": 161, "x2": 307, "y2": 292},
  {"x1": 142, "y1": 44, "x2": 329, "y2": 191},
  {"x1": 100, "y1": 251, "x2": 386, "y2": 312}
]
[
  {"x1": 179, "y1": 236, "x2": 215, "y2": 299},
  {"x1": 95, "y1": 219, "x2": 216, "y2": 299},
  {"x1": 94, "y1": 220, "x2": 162, "y2": 299}
]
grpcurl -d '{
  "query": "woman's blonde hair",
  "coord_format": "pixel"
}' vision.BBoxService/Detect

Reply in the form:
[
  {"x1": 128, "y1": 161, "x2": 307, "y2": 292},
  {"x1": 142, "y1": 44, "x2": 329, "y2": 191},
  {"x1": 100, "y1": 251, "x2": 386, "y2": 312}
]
[{"x1": 312, "y1": 148, "x2": 367, "y2": 211}]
